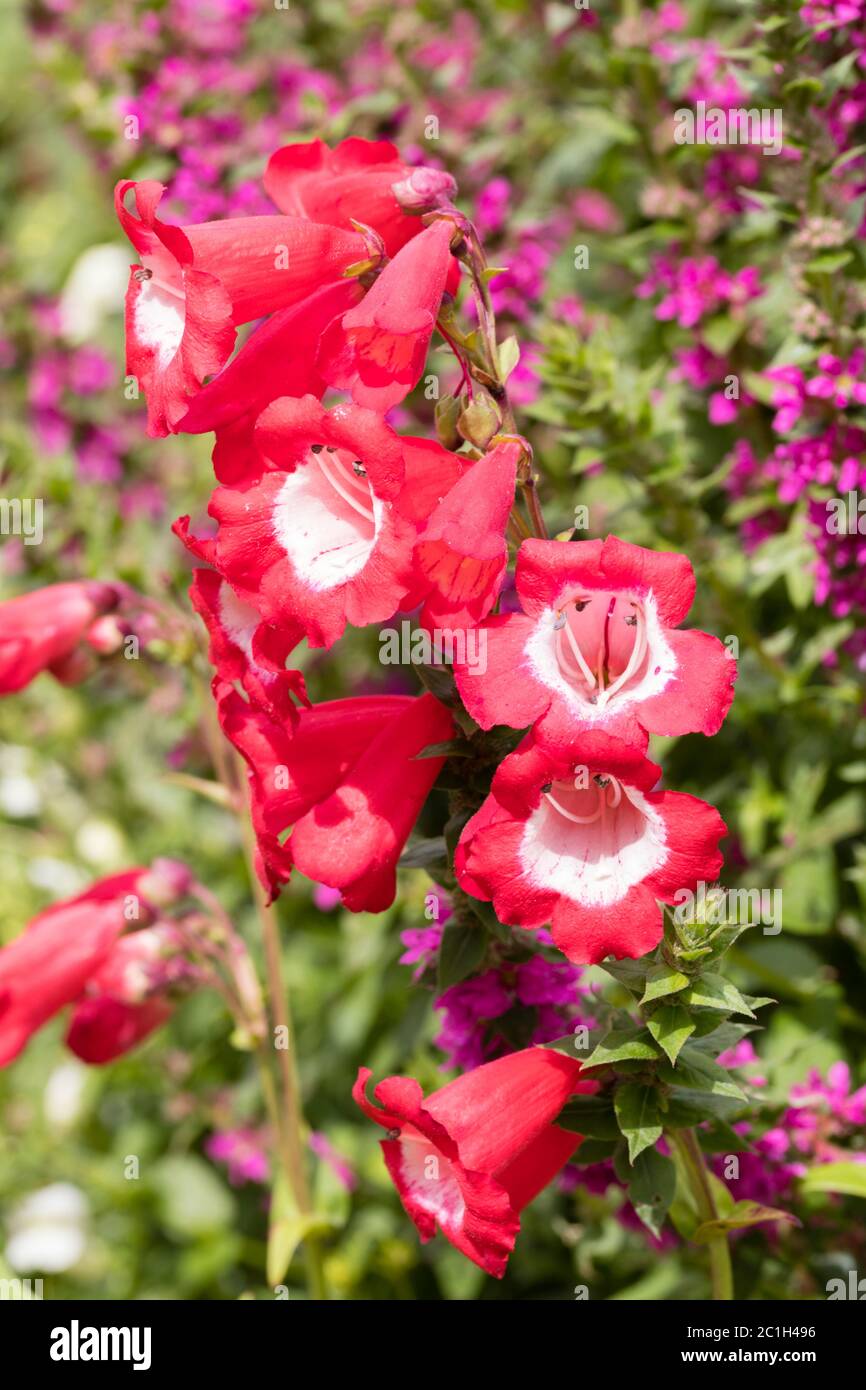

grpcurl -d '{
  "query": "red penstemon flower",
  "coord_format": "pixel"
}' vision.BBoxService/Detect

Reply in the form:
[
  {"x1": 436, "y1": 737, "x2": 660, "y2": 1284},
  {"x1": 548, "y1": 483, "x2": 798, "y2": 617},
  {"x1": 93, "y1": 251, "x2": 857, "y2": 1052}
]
[
  {"x1": 215, "y1": 682, "x2": 454, "y2": 909},
  {"x1": 0, "y1": 580, "x2": 123, "y2": 695},
  {"x1": 0, "y1": 870, "x2": 150, "y2": 1066},
  {"x1": 454, "y1": 535, "x2": 737, "y2": 749},
  {"x1": 353, "y1": 1047, "x2": 596, "y2": 1277},
  {"x1": 455, "y1": 730, "x2": 727, "y2": 965},
  {"x1": 115, "y1": 179, "x2": 367, "y2": 435},
  {"x1": 179, "y1": 394, "x2": 464, "y2": 648}
]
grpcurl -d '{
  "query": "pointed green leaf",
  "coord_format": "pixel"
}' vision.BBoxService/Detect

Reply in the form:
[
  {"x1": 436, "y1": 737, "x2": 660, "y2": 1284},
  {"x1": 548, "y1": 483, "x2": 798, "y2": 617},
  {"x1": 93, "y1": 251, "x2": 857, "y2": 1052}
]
[
  {"x1": 627, "y1": 1148, "x2": 676, "y2": 1239},
  {"x1": 646, "y1": 1005, "x2": 696, "y2": 1065},
  {"x1": 640, "y1": 963, "x2": 691, "y2": 1004},
  {"x1": 557, "y1": 1094, "x2": 620, "y2": 1139},
  {"x1": 614, "y1": 1083, "x2": 663, "y2": 1163},
  {"x1": 682, "y1": 973, "x2": 756, "y2": 1017},
  {"x1": 692, "y1": 1200, "x2": 799, "y2": 1243},
  {"x1": 582, "y1": 1027, "x2": 660, "y2": 1070},
  {"x1": 437, "y1": 918, "x2": 486, "y2": 989}
]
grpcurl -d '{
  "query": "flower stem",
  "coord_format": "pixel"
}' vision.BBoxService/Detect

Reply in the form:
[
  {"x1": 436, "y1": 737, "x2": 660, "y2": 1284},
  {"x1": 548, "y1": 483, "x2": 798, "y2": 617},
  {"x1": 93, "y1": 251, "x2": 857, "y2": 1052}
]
[
  {"x1": 197, "y1": 672, "x2": 327, "y2": 1297},
  {"x1": 238, "y1": 764, "x2": 329, "y2": 1302},
  {"x1": 668, "y1": 1128, "x2": 734, "y2": 1301}
]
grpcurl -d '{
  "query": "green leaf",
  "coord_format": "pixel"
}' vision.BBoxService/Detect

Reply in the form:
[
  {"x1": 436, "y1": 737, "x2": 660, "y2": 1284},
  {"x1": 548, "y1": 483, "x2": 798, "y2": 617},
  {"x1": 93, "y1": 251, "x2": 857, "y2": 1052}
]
[
  {"x1": 805, "y1": 251, "x2": 853, "y2": 275},
  {"x1": 659, "y1": 1048, "x2": 749, "y2": 1101},
  {"x1": 682, "y1": 973, "x2": 756, "y2": 1017},
  {"x1": 640, "y1": 963, "x2": 690, "y2": 1004},
  {"x1": 800, "y1": 1162, "x2": 866, "y2": 1200},
  {"x1": 692, "y1": 1200, "x2": 799, "y2": 1243},
  {"x1": 398, "y1": 836, "x2": 447, "y2": 869},
  {"x1": 569, "y1": 1137, "x2": 620, "y2": 1165},
  {"x1": 614, "y1": 1082, "x2": 663, "y2": 1163},
  {"x1": 646, "y1": 1005, "x2": 696, "y2": 1065},
  {"x1": 600, "y1": 958, "x2": 651, "y2": 995},
  {"x1": 582, "y1": 1026, "x2": 660, "y2": 1070},
  {"x1": 267, "y1": 1175, "x2": 336, "y2": 1287},
  {"x1": 628, "y1": 1148, "x2": 676, "y2": 1239},
  {"x1": 557, "y1": 1094, "x2": 620, "y2": 1139},
  {"x1": 437, "y1": 918, "x2": 486, "y2": 989},
  {"x1": 414, "y1": 739, "x2": 472, "y2": 759}
]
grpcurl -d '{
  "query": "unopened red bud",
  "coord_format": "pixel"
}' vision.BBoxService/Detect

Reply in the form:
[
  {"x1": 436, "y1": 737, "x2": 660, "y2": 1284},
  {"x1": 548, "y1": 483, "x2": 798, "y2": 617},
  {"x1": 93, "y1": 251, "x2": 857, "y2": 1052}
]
[{"x1": 392, "y1": 167, "x2": 458, "y2": 214}]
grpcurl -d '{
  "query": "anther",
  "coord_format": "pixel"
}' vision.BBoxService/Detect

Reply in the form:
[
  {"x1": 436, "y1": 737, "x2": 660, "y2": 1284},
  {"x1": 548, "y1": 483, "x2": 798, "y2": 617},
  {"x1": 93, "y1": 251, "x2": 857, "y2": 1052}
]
[
  {"x1": 310, "y1": 444, "x2": 324, "y2": 454},
  {"x1": 353, "y1": 461, "x2": 367, "y2": 477},
  {"x1": 134, "y1": 268, "x2": 153, "y2": 282}
]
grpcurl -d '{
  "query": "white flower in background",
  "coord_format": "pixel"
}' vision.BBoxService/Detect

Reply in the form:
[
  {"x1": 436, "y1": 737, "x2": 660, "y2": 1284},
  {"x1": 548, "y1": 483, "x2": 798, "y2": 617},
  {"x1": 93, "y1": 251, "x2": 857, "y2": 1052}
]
[
  {"x1": 59, "y1": 243, "x2": 129, "y2": 343},
  {"x1": 26, "y1": 857, "x2": 89, "y2": 899},
  {"x1": 5, "y1": 1184, "x2": 89, "y2": 1273},
  {"x1": 43, "y1": 1061, "x2": 90, "y2": 1131}
]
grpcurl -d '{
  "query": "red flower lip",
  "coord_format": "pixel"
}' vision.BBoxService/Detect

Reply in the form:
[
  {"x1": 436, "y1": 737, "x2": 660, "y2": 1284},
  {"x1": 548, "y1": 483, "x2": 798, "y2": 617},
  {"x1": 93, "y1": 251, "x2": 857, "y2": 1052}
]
[
  {"x1": 115, "y1": 179, "x2": 367, "y2": 436},
  {"x1": 456, "y1": 730, "x2": 727, "y2": 966},
  {"x1": 454, "y1": 535, "x2": 737, "y2": 749},
  {"x1": 353, "y1": 1047, "x2": 595, "y2": 1278}
]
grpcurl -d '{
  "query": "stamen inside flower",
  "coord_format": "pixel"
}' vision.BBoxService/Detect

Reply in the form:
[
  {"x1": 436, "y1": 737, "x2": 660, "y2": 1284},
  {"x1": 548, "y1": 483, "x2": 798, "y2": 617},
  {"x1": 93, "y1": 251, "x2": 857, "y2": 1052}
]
[
  {"x1": 272, "y1": 444, "x2": 381, "y2": 592},
  {"x1": 518, "y1": 767, "x2": 667, "y2": 905},
  {"x1": 553, "y1": 593, "x2": 649, "y2": 710}
]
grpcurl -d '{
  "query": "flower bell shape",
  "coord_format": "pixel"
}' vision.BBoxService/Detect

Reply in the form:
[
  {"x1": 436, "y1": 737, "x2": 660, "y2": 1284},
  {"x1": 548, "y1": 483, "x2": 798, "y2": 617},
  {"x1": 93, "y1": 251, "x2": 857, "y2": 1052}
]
[
  {"x1": 0, "y1": 580, "x2": 123, "y2": 696},
  {"x1": 189, "y1": 569, "x2": 308, "y2": 721},
  {"x1": 216, "y1": 682, "x2": 453, "y2": 908},
  {"x1": 115, "y1": 179, "x2": 367, "y2": 435},
  {"x1": 316, "y1": 218, "x2": 457, "y2": 413},
  {"x1": 456, "y1": 730, "x2": 727, "y2": 965},
  {"x1": 263, "y1": 137, "x2": 456, "y2": 258},
  {"x1": 414, "y1": 438, "x2": 520, "y2": 630},
  {"x1": 454, "y1": 536, "x2": 737, "y2": 750},
  {"x1": 181, "y1": 395, "x2": 463, "y2": 648},
  {"x1": 353, "y1": 1047, "x2": 596, "y2": 1277},
  {"x1": 0, "y1": 870, "x2": 149, "y2": 1066}
]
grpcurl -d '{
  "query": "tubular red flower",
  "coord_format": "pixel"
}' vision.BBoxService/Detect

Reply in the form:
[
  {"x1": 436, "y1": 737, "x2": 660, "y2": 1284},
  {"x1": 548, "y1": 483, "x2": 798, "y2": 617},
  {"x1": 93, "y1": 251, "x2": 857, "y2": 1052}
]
[
  {"x1": 64, "y1": 923, "x2": 185, "y2": 1065},
  {"x1": 317, "y1": 219, "x2": 457, "y2": 412},
  {"x1": 66, "y1": 996, "x2": 172, "y2": 1065},
  {"x1": 216, "y1": 683, "x2": 453, "y2": 908},
  {"x1": 189, "y1": 568, "x2": 308, "y2": 721},
  {"x1": 353, "y1": 1047, "x2": 596, "y2": 1277},
  {"x1": 115, "y1": 179, "x2": 367, "y2": 435},
  {"x1": 0, "y1": 581, "x2": 122, "y2": 696},
  {"x1": 182, "y1": 395, "x2": 463, "y2": 648},
  {"x1": 413, "y1": 438, "x2": 520, "y2": 630},
  {"x1": 175, "y1": 280, "x2": 365, "y2": 478},
  {"x1": 0, "y1": 870, "x2": 148, "y2": 1066},
  {"x1": 456, "y1": 730, "x2": 727, "y2": 966},
  {"x1": 263, "y1": 137, "x2": 455, "y2": 258},
  {"x1": 454, "y1": 535, "x2": 737, "y2": 750}
]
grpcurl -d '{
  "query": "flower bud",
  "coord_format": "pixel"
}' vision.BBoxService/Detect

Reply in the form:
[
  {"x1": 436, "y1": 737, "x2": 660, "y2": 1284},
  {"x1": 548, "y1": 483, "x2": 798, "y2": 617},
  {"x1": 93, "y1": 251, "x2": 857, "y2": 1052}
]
[{"x1": 391, "y1": 167, "x2": 457, "y2": 214}]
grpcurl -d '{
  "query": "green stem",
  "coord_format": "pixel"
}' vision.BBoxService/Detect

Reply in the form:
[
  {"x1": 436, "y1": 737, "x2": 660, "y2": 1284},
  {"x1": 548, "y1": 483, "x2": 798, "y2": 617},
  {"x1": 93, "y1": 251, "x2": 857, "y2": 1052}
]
[{"x1": 669, "y1": 1129, "x2": 734, "y2": 1301}]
